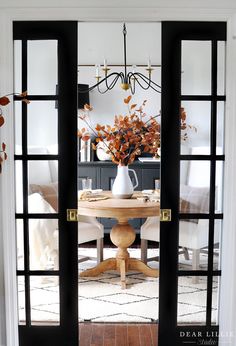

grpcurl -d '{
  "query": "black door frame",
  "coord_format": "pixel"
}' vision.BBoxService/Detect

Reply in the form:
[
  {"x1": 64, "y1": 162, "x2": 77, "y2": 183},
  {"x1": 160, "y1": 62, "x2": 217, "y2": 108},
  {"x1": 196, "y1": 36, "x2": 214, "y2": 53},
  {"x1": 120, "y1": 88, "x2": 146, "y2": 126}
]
[
  {"x1": 159, "y1": 21, "x2": 226, "y2": 346},
  {"x1": 13, "y1": 21, "x2": 78, "y2": 346}
]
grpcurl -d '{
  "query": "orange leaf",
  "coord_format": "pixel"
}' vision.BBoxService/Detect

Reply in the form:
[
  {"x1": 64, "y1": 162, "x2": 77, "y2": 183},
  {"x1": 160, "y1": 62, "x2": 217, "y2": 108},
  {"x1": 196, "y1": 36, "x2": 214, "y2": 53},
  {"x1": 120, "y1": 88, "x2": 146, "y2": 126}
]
[
  {"x1": 0, "y1": 96, "x2": 10, "y2": 106},
  {"x1": 84, "y1": 104, "x2": 93, "y2": 111},
  {"x1": 82, "y1": 134, "x2": 90, "y2": 141},
  {"x1": 130, "y1": 104, "x2": 137, "y2": 110},
  {"x1": 124, "y1": 95, "x2": 132, "y2": 104},
  {"x1": 0, "y1": 116, "x2": 5, "y2": 127},
  {"x1": 79, "y1": 114, "x2": 86, "y2": 120},
  {"x1": 20, "y1": 91, "x2": 28, "y2": 97},
  {"x1": 22, "y1": 98, "x2": 30, "y2": 104},
  {"x1": 95, "y1": 124, "x2": 102, "y2": 131}
]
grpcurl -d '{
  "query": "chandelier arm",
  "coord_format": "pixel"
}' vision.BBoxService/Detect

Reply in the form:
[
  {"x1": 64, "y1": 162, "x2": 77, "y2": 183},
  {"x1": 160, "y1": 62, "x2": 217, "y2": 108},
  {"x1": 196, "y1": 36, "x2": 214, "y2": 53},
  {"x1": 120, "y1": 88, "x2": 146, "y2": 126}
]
[
  {"x1": 134, "y1": 72, "x2": 161, "y2": 89},
  {"x1": 127, "y1": 72, "x2": 136, "y2": 95},
  {"x1": 97, "y1": 74, "x2": 122, "y2": 94},
  {"x1": 104, "y1": 73, "x2": 121, "y2": 90},
  {"x1": 130, "y1": 73, "x2": 161, "y2": 93},
  {"x1": 78, "y1": 72, "x2": 121, "y2": 93},
  {"x1": 134, "y1": 76, "x2": 151, "y2": 90},
  {"x1": 106, "y1": 74, "x2": 122, "y2": 90},
  {"x1": 135, "y1": 77, "x2": 161, "y2": 93}
]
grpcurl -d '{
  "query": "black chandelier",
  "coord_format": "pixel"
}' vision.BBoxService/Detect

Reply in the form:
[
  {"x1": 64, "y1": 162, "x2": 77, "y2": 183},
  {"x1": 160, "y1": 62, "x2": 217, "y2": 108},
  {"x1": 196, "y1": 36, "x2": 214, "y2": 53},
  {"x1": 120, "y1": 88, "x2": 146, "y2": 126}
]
[{"x1": 78, "y1": 23, "x2": 161, "y2": 95}]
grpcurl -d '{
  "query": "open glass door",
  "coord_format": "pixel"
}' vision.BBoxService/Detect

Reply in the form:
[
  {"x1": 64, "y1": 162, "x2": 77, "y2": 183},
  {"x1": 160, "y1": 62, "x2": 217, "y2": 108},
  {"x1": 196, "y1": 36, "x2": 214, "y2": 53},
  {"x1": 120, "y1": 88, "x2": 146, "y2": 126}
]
[
  {"x1": 13, "y1": 21, "x2": 78, "y2": 346},
  {"x1": 159, "y1": 22, "x2": 226, "y2": 346}
]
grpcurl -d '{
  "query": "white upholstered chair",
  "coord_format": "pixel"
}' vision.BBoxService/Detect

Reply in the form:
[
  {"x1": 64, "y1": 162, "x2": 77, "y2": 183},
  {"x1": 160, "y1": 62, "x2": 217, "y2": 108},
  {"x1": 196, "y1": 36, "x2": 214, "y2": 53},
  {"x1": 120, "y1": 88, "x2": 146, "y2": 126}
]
[
  {"x1": 16, "y1": 146, "x2": 104, "y2": 270},
  {"x1": 140, "y1": 146, "x2": 221, "y2": 279}
]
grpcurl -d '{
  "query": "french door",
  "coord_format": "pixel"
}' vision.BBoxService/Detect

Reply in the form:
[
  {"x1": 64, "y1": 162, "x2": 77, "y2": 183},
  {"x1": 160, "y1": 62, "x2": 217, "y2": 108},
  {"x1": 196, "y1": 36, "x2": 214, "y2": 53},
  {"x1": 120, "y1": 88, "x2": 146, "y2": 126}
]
[
  {"x1": 159, "y1": 22, "x2": 226, "y2": 346},
  {"x1": 13, "y1": 22, "x2": 78, "y2": 345}
]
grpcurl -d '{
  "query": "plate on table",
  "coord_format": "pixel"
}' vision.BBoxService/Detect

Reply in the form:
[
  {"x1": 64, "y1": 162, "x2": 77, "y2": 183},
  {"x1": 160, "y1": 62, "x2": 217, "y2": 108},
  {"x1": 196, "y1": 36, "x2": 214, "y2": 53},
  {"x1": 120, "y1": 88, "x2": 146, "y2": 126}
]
[
  {"x1": 138, "y1": 157, "x2": 160, "y2": 162},
  {"x1": 142, "y1": 189, "x2": 154, "y2": 195},
  {"x1": 78, "y1": 189, "x2": 104, "y2": 200},
  {"x1": 141, "y1": 189, "x2": 160, "y2": 202}
]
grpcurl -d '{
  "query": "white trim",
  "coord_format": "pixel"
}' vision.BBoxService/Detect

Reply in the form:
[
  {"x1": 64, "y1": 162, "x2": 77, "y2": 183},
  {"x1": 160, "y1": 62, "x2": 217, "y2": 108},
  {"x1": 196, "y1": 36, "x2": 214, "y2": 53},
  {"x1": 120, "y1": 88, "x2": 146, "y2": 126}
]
[
  {"x1": 0, "y1": 12, "x2": 19, "y2": 346},
  {"x1": 219, "y1": 14, "x2": 236, "y2": 346},
  {"x1": 0, "y1": 6, "x2": 236, "y2": 346}
]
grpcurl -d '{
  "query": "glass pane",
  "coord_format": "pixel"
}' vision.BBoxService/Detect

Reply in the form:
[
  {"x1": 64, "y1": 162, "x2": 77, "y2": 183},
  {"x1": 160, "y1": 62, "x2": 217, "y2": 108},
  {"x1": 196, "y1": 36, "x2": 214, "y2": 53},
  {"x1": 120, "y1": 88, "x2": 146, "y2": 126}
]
[
  {"x1": 180, "y1": 102, "x2": 211, "y2": 155},
  {"x1": 29, "y1": 219, "x2": 58, "y2": 270},
  {"x1": 14, "y1": 40, "x2": 22, "y2": 94},
  {"x1": 16, "y1": 219, "x2": 24, "y2": 270},
  {"x1": 180, "y1": 161, "x2": 210, "y2": 209},
  {"x1": 177, "y1": 276, "x2": 207, "y2": 324},
  {"x1": 215, "y1": 161, "x2": 224, "y2": 213},
  {"x1": 14, "y1": 102, "x2": 22, "y2": 154},
  {"x1": 181, "y1": 41, "x2": 211, "y2": 95},
  {"x1": 212, "y1": 276, "x2": 220, "y2": 324},
  {"x1": 27, "y1": 40, "x2": 58, "y2": 95},
  {"x1": 178, "y1": 220, "x2": 209, "y2": 271},
  {"x1": 28, "y1": 160, "x2": 58, "y2": 213},
  {"x1": 214, "y1": 220, "x2": 222, "y2": 271},
  {"x1": 15, "y1": 160, "x2": 23, "y2": 213},
  {"x1": 18, "y1": 276, "x2": 26, "y2": 325},
  {"x1": 217, "y1": 101, "x2": 225, "y2": 155},
  {"x1": 217, "y1": 41, "x2": 226, "y2": 96},
  {"x1": 30, "y1": 276, "x2": 59, "y2": 325},
  {"x1": 178, "y1": 219, "x2": 221, "y2": 272},
  {"x1": 27, "y1": 101, "x2": 58, "y2": 154}
]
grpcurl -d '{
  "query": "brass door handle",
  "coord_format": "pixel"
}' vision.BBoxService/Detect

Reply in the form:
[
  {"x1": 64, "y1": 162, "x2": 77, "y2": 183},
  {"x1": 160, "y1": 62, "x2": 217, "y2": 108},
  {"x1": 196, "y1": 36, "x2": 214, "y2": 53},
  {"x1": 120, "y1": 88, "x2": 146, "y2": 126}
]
[
  {"x1": 67, "y1": 209, "x2": 79, "y2": 221},
  {"x1": 160, "y1": 209, "x2": 171, "y2": 222}
]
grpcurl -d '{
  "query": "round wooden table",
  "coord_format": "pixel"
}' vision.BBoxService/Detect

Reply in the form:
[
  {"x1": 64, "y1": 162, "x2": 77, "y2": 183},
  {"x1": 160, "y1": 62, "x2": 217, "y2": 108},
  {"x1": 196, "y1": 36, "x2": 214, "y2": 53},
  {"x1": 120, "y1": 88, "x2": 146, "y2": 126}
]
[{"x1": 78, "y1": 192, "x2": 160, "y2": 289}]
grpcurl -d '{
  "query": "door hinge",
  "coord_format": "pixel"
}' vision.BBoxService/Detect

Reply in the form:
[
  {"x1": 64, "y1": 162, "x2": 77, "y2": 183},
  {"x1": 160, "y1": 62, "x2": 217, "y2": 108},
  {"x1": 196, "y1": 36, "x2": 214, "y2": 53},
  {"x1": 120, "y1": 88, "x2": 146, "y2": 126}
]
[
  {"x1": 160, "y1": 209, "x2": 171, "y2": 222},
  {"x1": 67, "y1": 209, "x2": 78, "y2": 222}
]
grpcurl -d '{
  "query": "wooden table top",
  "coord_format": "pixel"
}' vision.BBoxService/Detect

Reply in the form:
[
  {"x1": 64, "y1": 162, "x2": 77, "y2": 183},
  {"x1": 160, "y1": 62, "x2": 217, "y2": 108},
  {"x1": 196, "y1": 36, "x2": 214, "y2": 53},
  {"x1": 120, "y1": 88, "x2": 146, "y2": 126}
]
[{"x1": 77, "y1": 191, "x2": 160, "y2": 219}]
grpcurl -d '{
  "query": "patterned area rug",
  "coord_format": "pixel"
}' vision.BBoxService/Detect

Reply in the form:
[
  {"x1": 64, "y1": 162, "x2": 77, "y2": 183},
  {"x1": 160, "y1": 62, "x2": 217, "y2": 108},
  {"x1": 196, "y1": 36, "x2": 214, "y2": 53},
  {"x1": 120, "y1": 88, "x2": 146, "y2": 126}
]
[
  {"x1": 79, "y1": 248, "x2": 219, "y2": 324},
  {"x1": 18, "y1": 248, "x2": 219, "y2": 324}
]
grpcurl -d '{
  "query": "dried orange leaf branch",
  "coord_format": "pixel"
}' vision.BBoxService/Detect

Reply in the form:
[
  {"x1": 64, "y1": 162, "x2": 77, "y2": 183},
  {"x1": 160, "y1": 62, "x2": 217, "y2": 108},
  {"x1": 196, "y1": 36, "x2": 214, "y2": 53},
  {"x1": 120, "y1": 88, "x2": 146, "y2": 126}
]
[{"x1": 0, "y1": 92, "x2": 30, "y2": 173}]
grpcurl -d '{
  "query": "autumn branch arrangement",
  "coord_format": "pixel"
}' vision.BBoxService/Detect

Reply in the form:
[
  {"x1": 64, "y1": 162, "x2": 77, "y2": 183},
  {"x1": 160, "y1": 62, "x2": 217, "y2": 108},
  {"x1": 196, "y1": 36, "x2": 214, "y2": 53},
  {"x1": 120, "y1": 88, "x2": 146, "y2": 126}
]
[
  {"x1": 0, "y1": 92, "x2": 29, "y2": 173},
  {"x1": 78, "y1": 96, "x2": 162, "y2": 166}
]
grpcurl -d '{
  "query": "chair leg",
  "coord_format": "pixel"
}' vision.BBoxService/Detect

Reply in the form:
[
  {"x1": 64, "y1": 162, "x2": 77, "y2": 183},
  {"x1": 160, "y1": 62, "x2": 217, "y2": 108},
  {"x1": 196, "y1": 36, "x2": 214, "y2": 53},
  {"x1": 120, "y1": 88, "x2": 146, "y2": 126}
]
[
  {"x1": 141, "y1": 239, "x2": 148, "y2": 264},
  {"x1": 96, "y1": 238, "x2": 103, "y2": 264},
  {"x1": 192, "y1": 249, "x2": 200, "y2": 284},
  {"x1": 182, "y1": 247, "x2": 190, "y2": 260}
]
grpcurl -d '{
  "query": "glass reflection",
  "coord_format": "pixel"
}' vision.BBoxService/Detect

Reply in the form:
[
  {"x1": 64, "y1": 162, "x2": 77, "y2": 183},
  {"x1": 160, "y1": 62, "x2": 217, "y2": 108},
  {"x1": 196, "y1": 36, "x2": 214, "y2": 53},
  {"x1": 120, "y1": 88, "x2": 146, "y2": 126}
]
[
  {"x1": 28, "y1": 160, "x2": 58, "y2": 214},
  {"x1": 180, "y1": 102, "x2": 211, "y2": 155},
  {"x1": 27, "y1": 101, "x2": 58, "y2": 154},
  {"x1": 178, "y1": 276, "x2": 207, "y2": 325},
  {"x1": 15, "y1": 160, "x2": 23, "y2": 213},
  {"x1": 181, "y1": 40, "x2": 211, "y2": 95},
  {"x1": 30, "y1": 276, "x2": 59, "y2": 325},
  {"x1": 217, "y1": 41, "x2": 226, "y2": 96},
  {"x1": 29, "y1": 219, "x2": 58, "y2": 271},
  {"x1": 17, "y1": 276, "x2": 26, "y2": 325},
  {"x1": 16, "y1": 219, "x2": 24, "y2": 270},
  {"x1": 27, "y1": 40, "x2": 58, "y2": 95}
]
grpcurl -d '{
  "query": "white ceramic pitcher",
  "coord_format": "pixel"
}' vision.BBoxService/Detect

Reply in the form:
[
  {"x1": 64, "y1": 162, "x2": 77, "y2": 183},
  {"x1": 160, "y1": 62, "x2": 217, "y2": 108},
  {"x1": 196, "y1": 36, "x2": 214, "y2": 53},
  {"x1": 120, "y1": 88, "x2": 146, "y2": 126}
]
[{"x1": 112, "y1": 165, "x2": 138, "y2": 199}]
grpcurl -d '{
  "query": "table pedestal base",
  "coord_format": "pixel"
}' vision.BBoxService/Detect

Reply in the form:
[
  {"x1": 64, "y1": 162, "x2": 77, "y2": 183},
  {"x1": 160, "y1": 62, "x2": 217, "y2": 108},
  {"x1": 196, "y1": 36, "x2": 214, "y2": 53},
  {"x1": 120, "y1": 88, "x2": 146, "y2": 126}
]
[{"x1": 80, "y1": 218, "x2": 159, "y2": 289}]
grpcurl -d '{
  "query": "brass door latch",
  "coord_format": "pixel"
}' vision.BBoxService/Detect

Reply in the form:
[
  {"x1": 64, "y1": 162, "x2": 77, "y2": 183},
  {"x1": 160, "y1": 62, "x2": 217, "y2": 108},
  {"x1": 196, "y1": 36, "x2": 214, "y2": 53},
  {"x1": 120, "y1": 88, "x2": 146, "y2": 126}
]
[
  {"x1": 160, "y1": 209, "x2": 171, "y2": 222},
  {"x1": 67, "y1": 209, "x2": 79, "y2": 221}
]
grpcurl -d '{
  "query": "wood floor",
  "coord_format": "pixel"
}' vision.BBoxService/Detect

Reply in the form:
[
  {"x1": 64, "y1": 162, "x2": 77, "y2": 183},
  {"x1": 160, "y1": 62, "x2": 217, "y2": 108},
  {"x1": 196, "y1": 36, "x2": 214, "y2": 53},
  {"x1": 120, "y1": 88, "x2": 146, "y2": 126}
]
[{"x1": 79, "y1": 323, "x2": 158, "y2": 346}]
